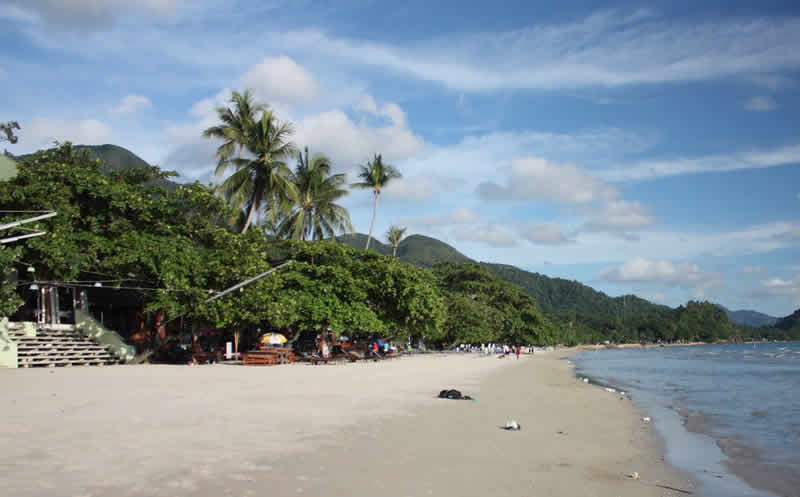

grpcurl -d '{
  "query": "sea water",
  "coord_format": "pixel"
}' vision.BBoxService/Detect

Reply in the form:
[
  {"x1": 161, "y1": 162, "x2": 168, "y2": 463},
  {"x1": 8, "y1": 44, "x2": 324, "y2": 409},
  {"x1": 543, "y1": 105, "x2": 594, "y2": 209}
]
[{"x1": 571, "y1": 343, "x2": 800, "y2": 497}]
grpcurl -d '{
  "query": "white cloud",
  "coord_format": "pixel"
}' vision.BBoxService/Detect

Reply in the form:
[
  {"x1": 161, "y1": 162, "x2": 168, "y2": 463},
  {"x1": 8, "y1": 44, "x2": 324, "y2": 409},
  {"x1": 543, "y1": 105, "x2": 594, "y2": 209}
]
[
  {"x1": 279, "y1": 13, "x2": 800, "y2": 91},
  {"x1": 582, "y1": 200, "x2": 653, "y2": 233},
  {"x1": 398, "y1": 208, "x2": 517, "y2": 248},
  {"x1": 744, "y1": 96, "x2": 777, "y2": 112},
  {"x1": 478, "y1": 157, "x2": 654, "y2": 235},
  {"x1": 520, "y1": 223, "x2": 572, "y2": 245},
  {"x1": 772, "y1": 225, "x2": 800, "y2": 242},
  {"x1": 401, "y1": 207, "x2": 481, "y2": 231},
  {"x1": 295, "y1": 108, "x2": 423, "y2": 168},
  {"x1": 602, "y1": 143, "x2": 800, "y2": 182},
  {"x1": 384, "y1": 175, "x2": 464, "y2": 202},
  {"x1": 754, "y1": 275, "x2": 800, "y2": 309},
  {"x1": 8, "y1": 0, "x2": 184, "y2": 29},
  {"x1": 478, "y1": 157, "x2": 616, "y2": 204},
  {"x1": 22, "y1": 118, "x2": 112, "y2": 148},
  {"x1": 759, "y1": 276, "x2": 800, "y2": 296},
  {"x1": 112, "y1": 94, "x2": 151, "y2": 114},
  {"x1": 452, "y1": 223, "x2": 517, "y2": 248},
  {"x1": 600, "y1": 257, "x2": 724, "y2": 296},
  {"x1": 240, "y1": 56, "x2": 318, "y2": 105}
]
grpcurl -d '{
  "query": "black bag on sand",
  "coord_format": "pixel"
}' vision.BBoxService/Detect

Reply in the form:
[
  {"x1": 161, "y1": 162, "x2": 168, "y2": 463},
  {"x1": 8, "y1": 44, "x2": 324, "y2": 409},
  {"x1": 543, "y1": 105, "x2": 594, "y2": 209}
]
[{"x1": 438, "y1": 389, "x2": 473, "y2": 400}]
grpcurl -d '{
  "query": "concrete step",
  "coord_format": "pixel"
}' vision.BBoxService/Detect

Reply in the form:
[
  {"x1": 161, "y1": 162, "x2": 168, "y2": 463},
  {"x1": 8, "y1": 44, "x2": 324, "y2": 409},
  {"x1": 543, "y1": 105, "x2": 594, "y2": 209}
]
[
  {"x1": 19, "y1": 360, "x2": 117, "y2": 368},
  {"x1": 18, "y1": 350, "x2": 114, "y2": 356},
  {"x1": 9, "y1": 323, "x2": 126, "y2": 367},
  {"x1": 16, "y1": 340, "x2": 110, "y2": 348},
  {"x1": 18, "y1": 348, "x2": 116, "y2": 356}
]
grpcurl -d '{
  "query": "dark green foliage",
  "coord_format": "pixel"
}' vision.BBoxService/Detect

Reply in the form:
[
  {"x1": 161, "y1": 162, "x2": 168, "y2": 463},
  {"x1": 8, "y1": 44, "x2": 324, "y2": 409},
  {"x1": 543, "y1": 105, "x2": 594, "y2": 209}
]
[
  {"x1": 433, "y1": 263, "x2": 557, "y2": 346},
  {"x1": 767, "y1": 309, "x2": 800, "y2": 340},
  {"x1": 775, "y1": 308, "x2": 800, "y2": 331},
  {"x1": 0, "y1": 244, "x2": 22, "y2": 316},
  {"x1": 483, "y1": 263, "x2": 669, "y2": 320}
]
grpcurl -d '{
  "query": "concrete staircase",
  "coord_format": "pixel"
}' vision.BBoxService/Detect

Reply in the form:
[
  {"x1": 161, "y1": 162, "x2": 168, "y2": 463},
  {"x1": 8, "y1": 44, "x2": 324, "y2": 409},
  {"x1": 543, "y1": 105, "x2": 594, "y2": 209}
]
[{"x1": 7, "y1": 324, "x2": 121, "y2": 367}]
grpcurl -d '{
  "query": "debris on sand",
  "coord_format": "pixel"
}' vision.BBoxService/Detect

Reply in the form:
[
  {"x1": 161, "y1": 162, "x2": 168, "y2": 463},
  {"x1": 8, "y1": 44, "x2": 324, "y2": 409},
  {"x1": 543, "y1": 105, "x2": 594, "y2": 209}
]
[{"x1": 437, "y1": 389, "x2": 473, "y2": 400}]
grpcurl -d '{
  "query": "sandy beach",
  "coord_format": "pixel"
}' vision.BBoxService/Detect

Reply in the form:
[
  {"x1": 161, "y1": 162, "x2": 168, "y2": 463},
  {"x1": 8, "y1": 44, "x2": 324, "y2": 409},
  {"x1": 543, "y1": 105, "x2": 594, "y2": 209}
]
[{"x1": 1, "y1": 352, "x2": 693, "y2": 497}]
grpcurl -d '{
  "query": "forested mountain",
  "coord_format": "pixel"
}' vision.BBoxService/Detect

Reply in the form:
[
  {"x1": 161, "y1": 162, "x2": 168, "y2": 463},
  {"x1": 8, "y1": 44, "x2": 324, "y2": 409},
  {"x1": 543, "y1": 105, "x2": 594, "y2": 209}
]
[
  {"x1": 482, "y1": 263, "x2": 669, "y2": 321},
  {"x1": 337, "y1": 233, "x2": 473, "y2": 267},
  {"x1": 339, "y1": 234, "x2": 669, "y2": 323},
  {"x1": 722, "y1": 307, "x2": 778, "y2": 327},
  {"x1": 775, "y1": 309, "x2": 800, "y2": 332},
  {"x1": 11, "y1": 144, "x2": 178, "y2": 189}
]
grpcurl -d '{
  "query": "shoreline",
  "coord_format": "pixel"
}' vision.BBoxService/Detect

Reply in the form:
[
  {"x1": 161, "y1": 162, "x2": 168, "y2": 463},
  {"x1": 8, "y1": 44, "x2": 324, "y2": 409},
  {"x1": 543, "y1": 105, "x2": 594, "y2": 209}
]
[
  {"x1": 570, "y1": 345, "x2": 797, "y2": 497},
  {"x1": 1, "y1": 352, "x2": 693, "y2": 497}
]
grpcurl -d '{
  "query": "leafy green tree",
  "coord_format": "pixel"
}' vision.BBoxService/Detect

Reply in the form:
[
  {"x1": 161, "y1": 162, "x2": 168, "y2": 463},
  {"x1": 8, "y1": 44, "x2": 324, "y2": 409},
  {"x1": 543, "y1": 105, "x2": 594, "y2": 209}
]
[
  {"x1": 1, "y1": 121, "x2": 20, "y2": 144},
  {"x1": 276, "y1": 147, "x2": 352, "y2": 240},
  {"x1": 351, "y1": 154, "x2": 401, "y2": 250},
  {"x1": 0, "y1": 143, "x2": 232, "y2": 332},
  {"x1": 216, "y1": 111, "x2": 296, "y2": 233},
  {"x1": 432, "y1": 263, "x2": 553, "y2": 346},
  {"x1": 0, "y1": 244, "x2": 22, "y2": 317},
  {"x1": 385, "y1": 225, "x2": 407, "y2": 257}
]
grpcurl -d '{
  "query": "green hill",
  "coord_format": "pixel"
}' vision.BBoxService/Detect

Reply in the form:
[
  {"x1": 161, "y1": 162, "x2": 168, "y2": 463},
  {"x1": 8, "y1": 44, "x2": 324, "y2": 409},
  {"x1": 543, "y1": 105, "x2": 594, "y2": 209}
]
[
  {"x1": 482, "y1": 262, "x2": 670, "y2": 321},
  {"x1": 721, "y1": 307, "x2": 777, "y2": 327},
  {"x1": 76, "y1": 144, "x2": 151, "y2": 171},
  {"x1": 337, "y1": 233, "x2": 473, "y2": 267},
  {"x1": 13, "y1": 144, "x2": 178, "y2": 189},
  {"x1": 775, "y1": 309, "x2": 800, "y2": 332},
  {"x1": 337, "y1": 233, "x2": 393, "y2": 256},
  {"x1": 338, "y1": 232, "x2": 668, "y2": 327}
]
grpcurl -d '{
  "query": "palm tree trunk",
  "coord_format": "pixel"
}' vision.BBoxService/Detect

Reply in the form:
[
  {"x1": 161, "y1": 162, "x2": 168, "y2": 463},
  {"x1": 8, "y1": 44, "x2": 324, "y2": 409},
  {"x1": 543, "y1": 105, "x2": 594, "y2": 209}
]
[
  {"x1": 365, "y1": 192, "x2": 379, "y2": 250},
  {"x1": 392, "y1": 244, "x2": 397, "y2": 257},
  {"x1": 241, "y1": 198, "x2": 257, "y2": 233}
]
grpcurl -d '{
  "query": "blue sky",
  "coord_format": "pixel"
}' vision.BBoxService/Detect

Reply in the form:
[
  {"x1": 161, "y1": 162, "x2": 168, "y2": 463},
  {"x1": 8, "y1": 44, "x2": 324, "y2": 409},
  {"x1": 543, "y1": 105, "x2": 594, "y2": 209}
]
[{"x1": 2, "y1": 0, "x2": 799, "y2": 316}]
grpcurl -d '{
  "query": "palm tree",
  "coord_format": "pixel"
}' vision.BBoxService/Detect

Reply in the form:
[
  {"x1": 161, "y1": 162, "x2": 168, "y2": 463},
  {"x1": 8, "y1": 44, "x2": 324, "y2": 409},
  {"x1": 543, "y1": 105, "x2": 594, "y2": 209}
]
[
  {"x1": 276, "y1": 147, "x2": 353, "y2": 240},
  {"x1": 217, "y1": 110, "x2": 296, "y2": 233},
  {"x1": 385, "y1": 225, "x2": 407, "y2": 258},
  {"x1": 202, "y1": 90, "x2": 267, "y2": 176},
  {"x1": 351, "y1": 154, "x2": 401, "y2": 250}
]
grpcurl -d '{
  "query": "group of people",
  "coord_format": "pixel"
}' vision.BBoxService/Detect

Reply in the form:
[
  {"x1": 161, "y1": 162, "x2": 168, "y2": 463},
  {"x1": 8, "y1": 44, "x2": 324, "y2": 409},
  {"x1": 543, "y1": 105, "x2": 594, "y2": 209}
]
[{"x1": 453, "y1": 343, "x2": 530, "y2": 359}]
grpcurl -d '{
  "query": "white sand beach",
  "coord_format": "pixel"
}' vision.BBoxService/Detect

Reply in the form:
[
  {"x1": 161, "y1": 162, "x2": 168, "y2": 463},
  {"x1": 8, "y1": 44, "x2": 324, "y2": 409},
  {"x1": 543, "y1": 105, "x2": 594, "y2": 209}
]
[{"x1": 0, "y1": 353, "x2": 693, "y2": 497}]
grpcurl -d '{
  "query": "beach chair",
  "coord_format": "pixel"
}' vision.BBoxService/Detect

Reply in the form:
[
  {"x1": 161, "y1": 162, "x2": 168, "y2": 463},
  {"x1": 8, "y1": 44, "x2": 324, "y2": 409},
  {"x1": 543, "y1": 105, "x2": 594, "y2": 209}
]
[
  {"x1": 342, "y1": 349, "x2": 379, "y2": 362},
  {"x1": 295, "y1": 351, "x2": 332, "y2": 365}
]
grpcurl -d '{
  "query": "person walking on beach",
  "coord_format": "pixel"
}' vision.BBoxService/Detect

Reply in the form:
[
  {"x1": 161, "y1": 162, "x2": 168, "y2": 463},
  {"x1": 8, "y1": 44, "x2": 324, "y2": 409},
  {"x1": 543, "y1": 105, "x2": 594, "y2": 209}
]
[{"x1": 516, "y1": 346, "x2": 521, "y2": 360}]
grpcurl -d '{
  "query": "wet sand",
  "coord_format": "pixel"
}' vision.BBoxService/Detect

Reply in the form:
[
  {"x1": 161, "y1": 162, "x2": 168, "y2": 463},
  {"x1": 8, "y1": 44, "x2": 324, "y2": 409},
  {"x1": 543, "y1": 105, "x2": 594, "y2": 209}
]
[{"x1": 0, "y1": 352, "x2": 692, "y2": 497}]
